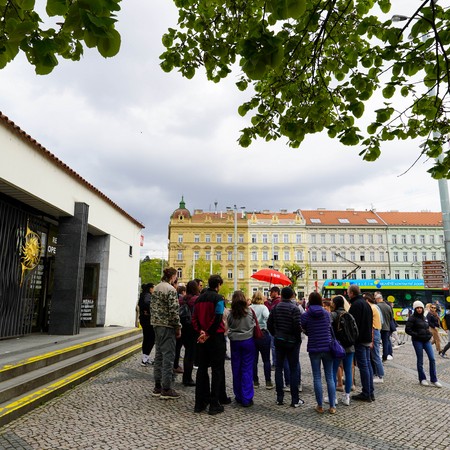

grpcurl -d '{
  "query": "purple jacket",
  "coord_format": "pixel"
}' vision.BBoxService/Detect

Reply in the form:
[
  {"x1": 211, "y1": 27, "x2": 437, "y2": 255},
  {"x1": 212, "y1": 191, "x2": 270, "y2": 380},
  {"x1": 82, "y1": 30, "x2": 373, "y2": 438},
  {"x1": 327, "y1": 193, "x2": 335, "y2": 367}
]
[{"x1": 301, "y1": 305, "x2": 332, "y2": 353}]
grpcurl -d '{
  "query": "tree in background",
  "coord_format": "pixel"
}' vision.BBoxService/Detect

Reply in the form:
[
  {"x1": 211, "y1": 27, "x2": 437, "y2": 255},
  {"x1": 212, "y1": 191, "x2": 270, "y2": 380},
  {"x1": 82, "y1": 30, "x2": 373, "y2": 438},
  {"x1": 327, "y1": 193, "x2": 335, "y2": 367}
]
[
  {"x1": 0, "y1": 0, "x2": 121, "y2": 74},
  {"x1": 140, "y1": 256, "x2": 166, "y2": 285},
  {"x1": 160, "y1": 0, "x2": 450, "y2": 178},
  {"x1": 188, "y1": 257, "x2": 222, "y2": 285},
  {"x1": 283, "y1": 263, "x2": 305, "y2": 289}
]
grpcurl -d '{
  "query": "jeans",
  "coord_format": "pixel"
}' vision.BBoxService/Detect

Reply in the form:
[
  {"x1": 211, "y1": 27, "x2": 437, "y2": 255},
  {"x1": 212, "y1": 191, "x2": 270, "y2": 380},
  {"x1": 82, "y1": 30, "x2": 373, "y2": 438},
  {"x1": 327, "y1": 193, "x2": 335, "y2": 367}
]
[
  {"x1": 412, "y1": 339, "x2": 437, "y2": 383},
  {"x1": 230, "y1": 337, "x2": 255, "y2": 405},
  {"x1": 253, "y1": 330, "x2": 272, "y2": 383},
  {"x1": 270, "y1": 332, "x2": 290, "y2": 385},
  {"x1": 380, "y1": 329, "x2": 392, "y2": 360},
  {"x1": 153, "y1": 326, "x2": 176, "y2": 389},
  {"x1": 274, "y1": 342, "x2": 300, "y2": 405},
  {"x1": 354, "y1": 343, "x2": 374, "y2": 398},
  {"x1": 310, "y1": 351, "x2": 336, "y2": 408},
  {"x1": 371, "y1": 329, "x2": 385, "y2": 378},
  {"x1": 195, "y1": 333, "x2": 226, "y2": 408},
  {"x1": 332, "y1": 352, "x2": 354, "y2": 394}
]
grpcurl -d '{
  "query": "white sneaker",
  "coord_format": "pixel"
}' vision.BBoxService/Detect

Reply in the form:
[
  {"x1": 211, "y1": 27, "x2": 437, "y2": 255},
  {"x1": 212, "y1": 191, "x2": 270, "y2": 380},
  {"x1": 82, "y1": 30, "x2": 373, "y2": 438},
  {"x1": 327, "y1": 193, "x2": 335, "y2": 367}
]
[
  {"x1": 392, "y1": 345, "x2": 400, "y2": 349},
  {"x1": 386, "y1": 355, "x2": 394, "y2": 360},
  {"x1": 420, "y1": 380, "x2": 430, "y2": 386},
  {"x1": 323, "y1": 396, "x2": 338, "y2": 404},
  {"x1": 373, "y1": 376, "x2": 384, "y2": 384},
  {"x1": 341, "y1": 395, "x2": 350, "y2": 406},
  {"x1": 432, "y1": 381, "x2": 442, "y2": 388}
]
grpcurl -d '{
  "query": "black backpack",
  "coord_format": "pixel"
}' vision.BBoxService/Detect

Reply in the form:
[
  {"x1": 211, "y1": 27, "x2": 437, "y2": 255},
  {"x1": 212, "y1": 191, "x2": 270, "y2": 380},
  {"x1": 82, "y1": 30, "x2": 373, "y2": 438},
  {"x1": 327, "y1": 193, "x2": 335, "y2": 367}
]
[
  {"x1": 179, "y1": 298, "x2": 192, "y2": 326},
  {"x1": 335, "y1": 312, "x2": 359, "y2": 347}
]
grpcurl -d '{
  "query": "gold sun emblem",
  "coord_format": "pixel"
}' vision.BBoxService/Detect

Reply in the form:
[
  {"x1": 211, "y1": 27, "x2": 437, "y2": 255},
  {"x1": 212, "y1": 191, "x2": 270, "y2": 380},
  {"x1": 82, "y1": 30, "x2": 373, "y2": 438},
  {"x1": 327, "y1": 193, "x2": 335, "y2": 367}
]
[{"x1": 20, "y1": 226, "x2": 42, "y2": 286}]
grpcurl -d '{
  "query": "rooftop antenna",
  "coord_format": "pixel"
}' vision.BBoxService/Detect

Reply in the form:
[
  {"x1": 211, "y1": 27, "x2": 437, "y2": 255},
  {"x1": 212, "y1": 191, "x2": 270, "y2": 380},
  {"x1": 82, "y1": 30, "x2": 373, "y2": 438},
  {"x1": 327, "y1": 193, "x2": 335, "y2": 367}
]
[{"x1": 214, "y1": 201, "x2": 218, "y2": 214}]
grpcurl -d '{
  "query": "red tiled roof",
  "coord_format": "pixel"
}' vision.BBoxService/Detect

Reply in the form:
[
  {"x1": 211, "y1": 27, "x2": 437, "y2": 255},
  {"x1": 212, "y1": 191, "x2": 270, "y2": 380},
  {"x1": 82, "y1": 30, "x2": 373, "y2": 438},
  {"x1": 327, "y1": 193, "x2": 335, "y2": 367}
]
[
  {"x1": 300, "y1": 209, "x2": 383, "y2": 226},
  {"x1": 377, "y1": 211, "x2": 442, "y2": 227},
  {"x1": 0, "y1": 112, "x2": 144, "y2": 228}
]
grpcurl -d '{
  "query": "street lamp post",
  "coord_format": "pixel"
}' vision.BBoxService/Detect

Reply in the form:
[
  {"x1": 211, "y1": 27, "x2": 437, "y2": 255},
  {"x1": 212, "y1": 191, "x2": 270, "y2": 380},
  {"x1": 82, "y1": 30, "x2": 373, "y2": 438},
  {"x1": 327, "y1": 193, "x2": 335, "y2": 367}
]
[
  {"x1": 227, "y1": 205, "x2": 245, "y2": 292},
  {"x1": 392, "y1": 9, "x2": 450, "y2": 286}
]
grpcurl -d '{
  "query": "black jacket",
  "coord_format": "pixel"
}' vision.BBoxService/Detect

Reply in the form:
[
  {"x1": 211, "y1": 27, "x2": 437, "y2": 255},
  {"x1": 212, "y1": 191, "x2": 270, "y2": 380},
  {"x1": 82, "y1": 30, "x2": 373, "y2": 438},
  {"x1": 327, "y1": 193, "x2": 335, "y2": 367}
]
[
  {"x1": 267, "y1": 300, "x2": 302, "y2": 344},
  {"x1": 348, "y1": 294, "x2": 373, "y2": 345},
  {"x1": 405, "y1": 313, "x2": 432, "y2": 342}
]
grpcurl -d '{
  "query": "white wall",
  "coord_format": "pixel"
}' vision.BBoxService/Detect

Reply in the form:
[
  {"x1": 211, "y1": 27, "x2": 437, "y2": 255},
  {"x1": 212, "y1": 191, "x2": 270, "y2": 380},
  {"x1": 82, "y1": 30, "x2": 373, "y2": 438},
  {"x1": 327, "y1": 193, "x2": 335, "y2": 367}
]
[{"x1": 0, "y1": 122, "x2": 143, "y2": 328}]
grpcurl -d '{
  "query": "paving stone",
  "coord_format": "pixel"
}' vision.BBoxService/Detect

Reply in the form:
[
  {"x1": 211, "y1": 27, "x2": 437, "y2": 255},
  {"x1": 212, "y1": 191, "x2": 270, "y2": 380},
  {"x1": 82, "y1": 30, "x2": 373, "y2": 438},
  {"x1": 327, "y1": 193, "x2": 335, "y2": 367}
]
[{"x1": 1, "y1": 332, "x2": 450, "y2": 449}]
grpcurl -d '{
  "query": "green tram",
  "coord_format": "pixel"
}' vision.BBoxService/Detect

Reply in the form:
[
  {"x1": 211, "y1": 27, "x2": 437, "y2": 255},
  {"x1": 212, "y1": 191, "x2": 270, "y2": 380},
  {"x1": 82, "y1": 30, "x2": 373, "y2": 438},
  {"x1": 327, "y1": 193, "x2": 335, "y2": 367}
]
[{"x1": 321, "y1": 279, "x2": 449, "y2": 322}]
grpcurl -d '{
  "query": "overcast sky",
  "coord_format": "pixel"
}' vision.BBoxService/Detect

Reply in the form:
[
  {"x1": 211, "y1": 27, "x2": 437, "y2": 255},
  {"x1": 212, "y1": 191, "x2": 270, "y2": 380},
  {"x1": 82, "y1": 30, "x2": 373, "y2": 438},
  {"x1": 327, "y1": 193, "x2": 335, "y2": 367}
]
[{"x1": 0, "y1": 0, "x2": 448, "y2": 259}]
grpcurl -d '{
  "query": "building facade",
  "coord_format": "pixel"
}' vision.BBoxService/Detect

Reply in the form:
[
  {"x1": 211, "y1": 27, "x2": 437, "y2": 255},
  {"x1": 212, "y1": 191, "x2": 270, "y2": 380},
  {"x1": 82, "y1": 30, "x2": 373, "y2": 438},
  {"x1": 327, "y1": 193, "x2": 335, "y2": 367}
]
[
  {"x1": 167, "y1": 200, "x2": 445, "y2": 298},
  {"x1": 0, "y1": 113, "x2": 144, "y2": 339}
]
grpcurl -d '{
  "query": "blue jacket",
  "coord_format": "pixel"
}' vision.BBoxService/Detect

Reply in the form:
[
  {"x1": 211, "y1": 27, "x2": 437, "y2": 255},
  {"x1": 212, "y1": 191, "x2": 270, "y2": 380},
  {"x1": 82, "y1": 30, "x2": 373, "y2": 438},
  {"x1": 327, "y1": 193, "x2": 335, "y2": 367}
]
[{"x1": 301, "y1": 305, "x2": 332, "y2": 353}]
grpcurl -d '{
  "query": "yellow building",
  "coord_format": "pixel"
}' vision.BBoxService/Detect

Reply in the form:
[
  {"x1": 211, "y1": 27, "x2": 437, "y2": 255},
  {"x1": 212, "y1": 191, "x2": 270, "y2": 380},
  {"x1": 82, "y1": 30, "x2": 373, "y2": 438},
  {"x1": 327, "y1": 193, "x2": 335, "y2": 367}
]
[
  {"x1": 168, "y1": 199, "x2": 446, "y2": 299},
  {"x1": 168, "y1": 200, "x2": 309, "y2": 297},
  {"x1": 246, "y1": 210, "x2": 308, "y2": 296},
  {"x1": 168, "y1": 198, "x2": 249, "y2": 295}
]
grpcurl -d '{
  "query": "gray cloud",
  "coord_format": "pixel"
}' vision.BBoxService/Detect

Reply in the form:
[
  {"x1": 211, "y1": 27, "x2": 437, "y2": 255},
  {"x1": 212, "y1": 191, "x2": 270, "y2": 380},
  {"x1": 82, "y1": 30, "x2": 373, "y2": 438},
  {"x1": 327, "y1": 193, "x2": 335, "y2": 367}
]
[{"x1": 0, "y1": 0, "x2": 444, "y2": 258}]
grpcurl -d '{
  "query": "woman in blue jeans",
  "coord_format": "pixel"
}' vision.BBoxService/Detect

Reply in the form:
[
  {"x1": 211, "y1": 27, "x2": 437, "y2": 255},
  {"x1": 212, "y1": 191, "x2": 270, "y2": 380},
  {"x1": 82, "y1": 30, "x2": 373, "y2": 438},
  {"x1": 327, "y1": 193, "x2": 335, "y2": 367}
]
[
  {"x1": 301, "y1": 292, "x2": 336, "y2": 414},
  {"x1": 331, "y1": 295, "x2": 354, "y2": 406},
  {"x1": 405, "y1": 300, "x2": 442, "y2": 388}
]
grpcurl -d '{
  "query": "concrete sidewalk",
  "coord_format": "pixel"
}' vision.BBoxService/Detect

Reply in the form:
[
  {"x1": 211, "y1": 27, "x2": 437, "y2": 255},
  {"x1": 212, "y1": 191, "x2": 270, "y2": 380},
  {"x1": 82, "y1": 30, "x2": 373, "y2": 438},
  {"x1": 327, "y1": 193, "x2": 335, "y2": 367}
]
[{"x1": 1, "y1": 330, "x2": 450, "y2": 450}]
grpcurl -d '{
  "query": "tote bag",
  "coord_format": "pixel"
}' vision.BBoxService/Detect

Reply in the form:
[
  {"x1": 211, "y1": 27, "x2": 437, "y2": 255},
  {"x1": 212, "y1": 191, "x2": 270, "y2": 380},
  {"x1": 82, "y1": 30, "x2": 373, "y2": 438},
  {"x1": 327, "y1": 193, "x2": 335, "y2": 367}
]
[{"x1": 330, "y1": 325, "x2": 345, "y2": 359}]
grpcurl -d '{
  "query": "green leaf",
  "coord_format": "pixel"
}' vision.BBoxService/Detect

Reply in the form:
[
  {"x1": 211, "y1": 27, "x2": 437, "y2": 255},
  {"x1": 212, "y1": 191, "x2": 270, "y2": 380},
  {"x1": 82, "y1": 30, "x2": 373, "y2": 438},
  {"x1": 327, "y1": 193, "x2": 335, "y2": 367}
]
[
  {"x1": 236, "y1": 80, "x2": 248, "y2": 91},
  {"x1": 46, "y1": 0, "x2": 69, "y2": 16},
  {"x1": 382, "y1": 85, "x2": 395, "y2": 99},
  {"x1": 97, "y1": 28, "x2": 121, "y2": 58},
  {"x1": 16, "y1": 0, "x2": 35, "y2": 10}
]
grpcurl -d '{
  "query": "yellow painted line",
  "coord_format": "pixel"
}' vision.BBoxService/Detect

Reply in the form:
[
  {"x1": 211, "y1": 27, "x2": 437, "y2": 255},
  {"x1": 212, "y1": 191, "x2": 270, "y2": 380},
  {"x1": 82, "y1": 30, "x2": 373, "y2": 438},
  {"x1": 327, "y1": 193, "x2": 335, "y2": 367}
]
[
  {"x1": 0, "y1": 329, "x2": 138, "y2": 373},
  {"x1": 0, "y1": 343, "x2": 140, "y2": 418}
]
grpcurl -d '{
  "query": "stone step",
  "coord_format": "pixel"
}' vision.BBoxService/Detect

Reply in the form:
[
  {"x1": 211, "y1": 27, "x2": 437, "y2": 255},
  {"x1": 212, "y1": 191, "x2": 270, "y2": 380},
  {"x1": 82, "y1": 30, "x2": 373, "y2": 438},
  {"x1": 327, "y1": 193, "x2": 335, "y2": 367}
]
[{"x1": 0, "y1": 329, "x2": 142, "y2": 427}]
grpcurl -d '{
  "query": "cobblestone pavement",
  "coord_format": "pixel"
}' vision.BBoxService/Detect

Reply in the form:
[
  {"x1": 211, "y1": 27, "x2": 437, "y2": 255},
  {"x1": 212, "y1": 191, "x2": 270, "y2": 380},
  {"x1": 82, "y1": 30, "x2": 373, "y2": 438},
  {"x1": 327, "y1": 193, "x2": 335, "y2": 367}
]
[{"x1": 1, "y1": 333, "x2": 450, "y2": 450}]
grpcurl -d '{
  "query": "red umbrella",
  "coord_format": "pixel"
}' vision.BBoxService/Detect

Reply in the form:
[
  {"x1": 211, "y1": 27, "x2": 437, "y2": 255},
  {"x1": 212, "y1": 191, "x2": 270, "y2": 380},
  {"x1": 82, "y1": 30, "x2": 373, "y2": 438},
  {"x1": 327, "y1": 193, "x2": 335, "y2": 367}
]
[{"x1": 251, "y1": 268, "x2": 292, "y2": 286}]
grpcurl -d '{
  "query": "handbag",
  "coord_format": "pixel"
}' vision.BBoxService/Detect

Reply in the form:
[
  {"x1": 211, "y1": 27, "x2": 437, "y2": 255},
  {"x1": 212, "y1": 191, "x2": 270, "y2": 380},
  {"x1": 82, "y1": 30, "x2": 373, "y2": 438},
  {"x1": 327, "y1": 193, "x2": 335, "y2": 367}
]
[
  {"x1": 251, "y1": 308, "x2": 264, "y2": 340},
  {"x1": 329, "y1": 325, "x2": 345, "y2": 359}
]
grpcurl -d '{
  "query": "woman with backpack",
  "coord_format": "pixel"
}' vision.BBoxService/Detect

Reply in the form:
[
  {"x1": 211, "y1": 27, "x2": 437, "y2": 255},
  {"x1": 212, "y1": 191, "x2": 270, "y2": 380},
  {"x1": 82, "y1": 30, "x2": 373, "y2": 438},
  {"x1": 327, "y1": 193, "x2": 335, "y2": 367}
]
[{"x1": 331, "y1": 295, "x2": 357, "y2": 406}]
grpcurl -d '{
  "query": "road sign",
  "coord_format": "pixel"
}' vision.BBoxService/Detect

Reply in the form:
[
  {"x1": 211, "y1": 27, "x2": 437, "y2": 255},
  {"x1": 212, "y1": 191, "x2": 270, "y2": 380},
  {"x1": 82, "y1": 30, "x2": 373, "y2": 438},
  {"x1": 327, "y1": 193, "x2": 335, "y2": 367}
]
[{"x1": 423, "y1": 260, "x2": 446, "y2": 288}]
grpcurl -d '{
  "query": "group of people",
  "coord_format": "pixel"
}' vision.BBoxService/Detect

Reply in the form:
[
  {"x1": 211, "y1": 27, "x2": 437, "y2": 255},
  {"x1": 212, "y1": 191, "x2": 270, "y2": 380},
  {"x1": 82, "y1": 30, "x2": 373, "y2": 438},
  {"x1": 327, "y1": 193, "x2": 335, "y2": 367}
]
[{"x1": 138, "y1": 270, "x2": 445, "y2": 415}]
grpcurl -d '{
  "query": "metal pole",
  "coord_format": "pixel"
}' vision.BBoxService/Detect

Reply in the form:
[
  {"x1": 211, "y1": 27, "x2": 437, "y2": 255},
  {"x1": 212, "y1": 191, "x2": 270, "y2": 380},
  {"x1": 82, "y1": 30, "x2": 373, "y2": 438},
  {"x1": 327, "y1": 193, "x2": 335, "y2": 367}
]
[
  {"x1": 392, "y1": 8, "x2": 450, "y2": 286},
  {"x1": 437, "y1": 158, "x2": 450, "y2": 286},
  {"x1": 234, "y1": 205, "x2": 238, "y2": 292},
  {"x1": 210, "y1": 246, "x2": 213, "y2": 275}
]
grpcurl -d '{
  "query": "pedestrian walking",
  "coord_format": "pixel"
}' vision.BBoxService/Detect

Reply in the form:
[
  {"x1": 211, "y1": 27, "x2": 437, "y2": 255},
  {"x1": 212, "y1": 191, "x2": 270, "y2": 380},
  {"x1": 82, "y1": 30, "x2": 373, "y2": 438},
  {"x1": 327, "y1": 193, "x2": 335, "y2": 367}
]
[{"x1": 405, "y1": 300, "x2": 442, "y2": 388}]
